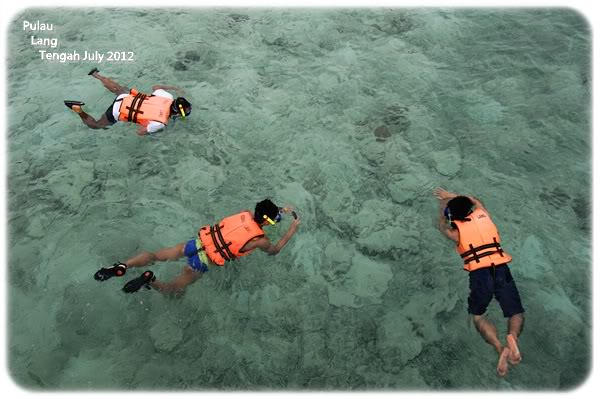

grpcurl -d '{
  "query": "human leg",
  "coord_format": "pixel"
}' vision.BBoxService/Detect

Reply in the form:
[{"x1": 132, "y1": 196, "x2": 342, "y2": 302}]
[
  {"x1": 506, "y1": 324, "x2": 523, "y2": 366},
  {"x1": 121, "y1": 241, "x2": 207, "y2": 295},
  {"x1": 494, "y1": 265, "x2": 525, "y2": 365},
  {"x1": 472, "y1": 315, "x2": 503, "y2": 353},
  {"x1": 90, "y1": 69, "x2": 129, "y2": 95},
  {"x1": 125, "y1": 242, "x2": 186, "y2": 267},
  {"x1": 468, "y1": 268, "x2": 509, "y2": 377},
  {"x1": 148, "y1": 240, "x2": 209, "y2": 295},
  {"x1": 67, "y1": 104, "x2": 113, "y2": 129},
  {"x1": 77, "y1": 110, "x2": 113, "y2": 129},
  {"x1": 150, "y1": 265, "x2": 204, "y2": 297},
  {"x1": 508, "y1": 313, "x2": 524, "y2": 338},
  {"x1": 94, "y1": 243, "x2": 186, "y2": 281}
]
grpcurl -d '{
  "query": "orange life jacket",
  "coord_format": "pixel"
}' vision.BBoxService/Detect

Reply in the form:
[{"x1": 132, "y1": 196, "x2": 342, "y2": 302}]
[
  {"x1": 198, "y1": 211, "x2": 265, "y2": 266},
  {"x1": 117, "y1": 88, "x2": 173, "y2": 127},
  {"x1": 453, "y1": 208, "x2": 512, "y2": 272}
]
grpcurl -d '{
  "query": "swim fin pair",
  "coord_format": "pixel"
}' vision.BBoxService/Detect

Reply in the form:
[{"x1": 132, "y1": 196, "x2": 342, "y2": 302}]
[
  {"x1": 64, "y1": 69, "x2": 99, "y2": 110},
  {"x1": 94, "y1": 263, "x2": 155, "y2": 293}
]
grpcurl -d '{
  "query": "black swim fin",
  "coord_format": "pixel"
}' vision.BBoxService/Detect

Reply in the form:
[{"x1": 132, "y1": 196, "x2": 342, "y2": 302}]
[
  {"x1": 94, "y1": 262, "x2": 127, "y2": 281},
  {"x1": 88, "y1": 67, "x2": 99, "y2": 76},
  {"x1": 64, "y1": 100, "x2": 85, "y2": 110},
  {"x1": 123, "y1": 271, "x2": 156, "y2": 293}
]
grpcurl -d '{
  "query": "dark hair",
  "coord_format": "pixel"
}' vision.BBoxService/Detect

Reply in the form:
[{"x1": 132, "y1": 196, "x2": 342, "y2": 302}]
[
  {"x1": 447, "y1": 196, "x2": 474, "y2": 220},
  {"x1": 254, "y1": 199, "x2": 279, "y2": 223},
  {"x1": 172, "y1": 97, "x2": 192, "y2": 117}
]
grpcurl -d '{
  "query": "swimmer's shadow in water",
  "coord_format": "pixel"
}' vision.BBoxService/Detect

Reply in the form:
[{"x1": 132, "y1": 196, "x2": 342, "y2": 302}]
[
  {"x1": 173, "y1": 47, "x2": 217, "y2": 71},
  {"x1": 355, "y1": 103, "x2": 411, "y2": 143}
]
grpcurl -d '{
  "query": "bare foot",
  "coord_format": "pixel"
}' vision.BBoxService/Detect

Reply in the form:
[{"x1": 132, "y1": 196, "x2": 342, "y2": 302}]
[
  {"x1": 506, "y1": 334, "x2": 522, "y2": 366},
  {"x1": 71, "y1": 105, "x2": 83, "y2": 114},
  {"x1": 496, "y1": 347, "x2": 510, "y2": 377}
]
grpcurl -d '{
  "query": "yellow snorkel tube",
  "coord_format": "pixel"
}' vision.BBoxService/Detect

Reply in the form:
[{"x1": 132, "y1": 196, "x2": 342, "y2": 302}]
[
  {"x1": 263, "y1": 214, "x2": 276, "y2": 225},
  {"x1": 178, "y1": 103, "x2": 186, "y2": 120}
]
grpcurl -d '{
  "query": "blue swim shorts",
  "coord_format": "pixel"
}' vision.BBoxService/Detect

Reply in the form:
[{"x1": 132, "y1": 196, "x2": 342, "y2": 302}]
[{"x1": 183, "y1": 239, "x2": 210, "y2": 272}]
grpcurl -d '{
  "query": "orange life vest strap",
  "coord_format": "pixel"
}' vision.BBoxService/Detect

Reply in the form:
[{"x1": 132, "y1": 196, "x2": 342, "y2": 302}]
[
  {"x1": 209, "y1": 224, "x2": 237, "y2": 262},
  {"x1": 460, "y1": 238, "x2": 504, "y2": 264},
  {"x1": 125, "y1": 93, "x2": 148, "y2": 123}
]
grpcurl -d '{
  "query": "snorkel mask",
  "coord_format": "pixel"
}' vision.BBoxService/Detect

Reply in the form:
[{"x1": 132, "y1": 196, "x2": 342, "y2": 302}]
[
  {"x1": 443, "y1": 206, "x2": 453, "y2": 225},
  {"x1": 263, "y1": 208, "x2": 283, "y2": 225}
]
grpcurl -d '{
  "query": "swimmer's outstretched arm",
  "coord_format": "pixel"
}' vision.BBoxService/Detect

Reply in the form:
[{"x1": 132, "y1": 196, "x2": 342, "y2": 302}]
[
  {"x1": 433, "y1": 187, "x2": 459, "y2": 201},
  {"x1": 151, "y1": 84, "x2": 184, "y2": 93},
  {"x1": 433, "y1": 187, "x2": 458, "y2": 214},
  {"x1": 251, "y1": 217, "x2": 301, "y2": 256}
]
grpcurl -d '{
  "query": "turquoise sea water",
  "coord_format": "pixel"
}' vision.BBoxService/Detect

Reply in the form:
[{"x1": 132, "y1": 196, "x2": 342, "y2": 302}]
[{"x1": 7, "y1": 8, "x2": 590, "y2": 390}]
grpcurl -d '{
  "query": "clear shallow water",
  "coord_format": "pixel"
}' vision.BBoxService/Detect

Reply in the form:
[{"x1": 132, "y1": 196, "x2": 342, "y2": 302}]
[{"x1": 7, "y1": 8, "x2": 590, "y2": 390}]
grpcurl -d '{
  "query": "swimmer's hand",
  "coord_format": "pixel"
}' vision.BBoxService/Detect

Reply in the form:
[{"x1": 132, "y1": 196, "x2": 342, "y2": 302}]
[
  {"x1": 280, "y1": 206, "x2": 299, "y2": 220},
  {"x1": 280, "y1": 206, "x2": 294, "y2": 214},
  {"x1": 290, "y1": 215, "x2": 301, "y2": 231},
  {"x1": 433, "y1": 187, "x2": 457, "y2": 201}
]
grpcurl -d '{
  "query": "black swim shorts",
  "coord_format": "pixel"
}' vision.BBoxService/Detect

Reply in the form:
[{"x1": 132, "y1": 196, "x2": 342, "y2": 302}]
[
  {"x1": 104, "y1": 95, "x2": 123, "y2": 125},
  {"x1": 467, "y1": 264, "x2": 525, "y2": 318}
]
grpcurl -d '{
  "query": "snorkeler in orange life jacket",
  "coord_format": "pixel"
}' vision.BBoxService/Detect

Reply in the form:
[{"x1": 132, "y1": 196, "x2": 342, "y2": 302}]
[
  {"x1": 64, "y1": 68, "x2": 191, "y2": 136},
  {"x1": 93, "y1": 199, "x2": 300, "y2": 296},
  {"x1": 434, "y1": 188, "x2": 524, "y2": 378}
]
